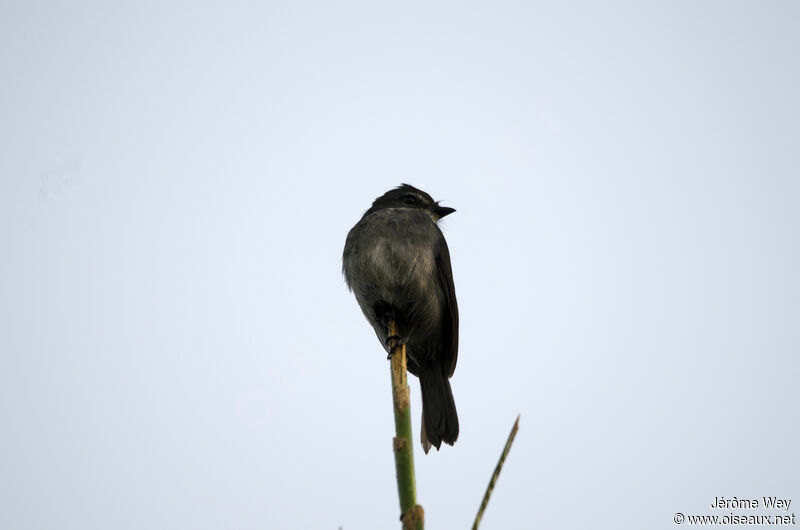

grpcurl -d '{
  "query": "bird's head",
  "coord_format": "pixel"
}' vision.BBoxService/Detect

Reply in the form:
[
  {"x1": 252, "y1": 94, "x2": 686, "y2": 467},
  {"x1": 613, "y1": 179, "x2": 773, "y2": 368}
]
[{"x1": 368, "y1": 184, "x2": 455, "y2": 220}]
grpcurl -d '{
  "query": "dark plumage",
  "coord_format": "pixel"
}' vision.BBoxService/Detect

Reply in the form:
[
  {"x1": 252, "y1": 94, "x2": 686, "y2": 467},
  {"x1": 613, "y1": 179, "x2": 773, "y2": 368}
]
[{"x1": 342, "y1": 184, "x2": 459, "y2": 453}]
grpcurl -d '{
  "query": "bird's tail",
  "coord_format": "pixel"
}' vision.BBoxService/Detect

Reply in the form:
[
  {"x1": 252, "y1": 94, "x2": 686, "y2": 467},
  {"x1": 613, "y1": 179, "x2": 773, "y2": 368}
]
[{"x1": 418, "y1": 364, "x2": 459, "y2": 453}]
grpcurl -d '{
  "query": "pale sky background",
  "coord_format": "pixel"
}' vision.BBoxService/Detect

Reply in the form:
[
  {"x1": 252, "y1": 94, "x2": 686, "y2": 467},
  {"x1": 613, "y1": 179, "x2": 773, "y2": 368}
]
[{"x1": 1, "y1": 2, "x2": 798, "y2": 529}]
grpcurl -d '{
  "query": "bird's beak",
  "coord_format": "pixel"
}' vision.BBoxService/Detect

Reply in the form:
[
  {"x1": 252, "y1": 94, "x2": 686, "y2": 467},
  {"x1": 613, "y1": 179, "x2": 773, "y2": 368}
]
[{"x1": 434, "y1": 205, "x2": 456, "y2": 218}]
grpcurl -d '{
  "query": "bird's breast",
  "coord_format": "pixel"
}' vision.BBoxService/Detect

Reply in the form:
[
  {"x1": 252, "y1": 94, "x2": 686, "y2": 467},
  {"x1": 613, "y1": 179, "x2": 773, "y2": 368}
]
[{"x1": 346, "y1": 210, "x2": 439, "y2": 299}]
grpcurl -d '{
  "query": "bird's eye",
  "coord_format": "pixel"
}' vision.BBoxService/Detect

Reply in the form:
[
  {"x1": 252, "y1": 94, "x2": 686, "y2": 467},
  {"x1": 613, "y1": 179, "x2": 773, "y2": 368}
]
[{"x1": 403, "y1": 194, "x2": 418, "y2": 205}]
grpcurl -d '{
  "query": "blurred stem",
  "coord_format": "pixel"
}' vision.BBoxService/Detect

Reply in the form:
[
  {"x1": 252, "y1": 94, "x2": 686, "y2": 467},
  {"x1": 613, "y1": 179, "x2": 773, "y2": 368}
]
[
  {"x1": 472, "y1": 415, "x2": 520, "y2": 530},
  {"x1": 388, "y1": 318, "x2": 424, "y2": 530}
]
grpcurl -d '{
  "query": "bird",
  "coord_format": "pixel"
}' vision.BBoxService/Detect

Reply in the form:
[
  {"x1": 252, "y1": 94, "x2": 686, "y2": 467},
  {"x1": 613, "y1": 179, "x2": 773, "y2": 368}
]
[{"x1": 342, "y1": 184, "x2": 459, "y2": 453}]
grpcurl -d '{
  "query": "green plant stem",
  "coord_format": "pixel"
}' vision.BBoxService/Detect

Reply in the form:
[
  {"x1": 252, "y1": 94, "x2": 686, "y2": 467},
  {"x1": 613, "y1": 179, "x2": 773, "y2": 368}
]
[
  {"x1": 388, "y1": 319, "x2": 424, "y2": 530},
  {"x1": 472, "y1": 415, "x2": 521, "y2": 530}
]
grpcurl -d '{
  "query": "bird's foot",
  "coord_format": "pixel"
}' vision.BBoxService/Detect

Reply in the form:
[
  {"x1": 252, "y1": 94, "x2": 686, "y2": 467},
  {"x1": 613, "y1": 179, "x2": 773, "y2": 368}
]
[
  {"x1": 385, "y1": 335, "x2": 406, "y2": 359},
  {"x1": 385, "y1": 334, "x2": 402, "y2": 345}
]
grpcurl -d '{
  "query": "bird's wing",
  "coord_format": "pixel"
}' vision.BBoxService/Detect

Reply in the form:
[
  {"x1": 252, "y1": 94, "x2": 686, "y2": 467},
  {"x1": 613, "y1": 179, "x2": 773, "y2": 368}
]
[{"x1": 435, "y1": 234, "x2": 459, "y2": 377}]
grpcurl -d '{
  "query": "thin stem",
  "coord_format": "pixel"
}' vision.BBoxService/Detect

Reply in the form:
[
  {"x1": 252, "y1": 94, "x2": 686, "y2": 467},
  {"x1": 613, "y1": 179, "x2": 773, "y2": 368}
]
[
  {"x1": 388, "y1": 318, "x2": 424, "y2": 530},
  {"x1": 472, "y1": 415, "x2": 520, "y2": 530}
]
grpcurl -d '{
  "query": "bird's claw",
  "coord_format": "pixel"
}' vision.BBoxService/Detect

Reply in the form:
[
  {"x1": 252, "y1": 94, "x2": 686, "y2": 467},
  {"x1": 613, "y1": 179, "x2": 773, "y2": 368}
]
[
  {"x1": 385, "y1": 335, "x2": 405, "y2": 359},
  {"x1": 385, "y1": 334, "x2": 402, "y2": 345}
]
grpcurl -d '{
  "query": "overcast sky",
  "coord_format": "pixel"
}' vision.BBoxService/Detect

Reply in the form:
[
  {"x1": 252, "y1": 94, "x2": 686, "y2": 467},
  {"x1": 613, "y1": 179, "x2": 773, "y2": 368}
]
[{"x1": 1, "y1": 2, "x2": 798, "y2": 529}]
